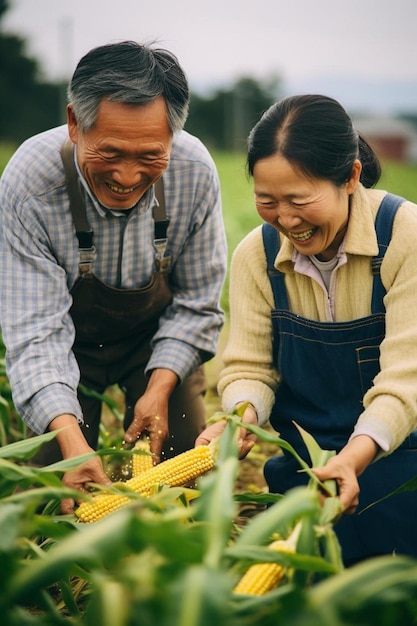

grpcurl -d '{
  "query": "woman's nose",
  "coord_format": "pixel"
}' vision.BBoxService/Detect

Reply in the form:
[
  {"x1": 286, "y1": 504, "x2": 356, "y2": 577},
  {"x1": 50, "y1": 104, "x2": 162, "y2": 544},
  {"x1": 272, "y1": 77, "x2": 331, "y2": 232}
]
[{"x1": 276, "y1": 206, "x2": 302, "y2": 230}]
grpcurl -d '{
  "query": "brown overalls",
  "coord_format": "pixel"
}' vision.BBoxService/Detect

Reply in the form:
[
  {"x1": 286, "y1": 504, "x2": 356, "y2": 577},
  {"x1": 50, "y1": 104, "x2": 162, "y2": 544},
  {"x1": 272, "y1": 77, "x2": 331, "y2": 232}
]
[{"x1": 32, "y1": 141, "x2": 206, "y2": 465}]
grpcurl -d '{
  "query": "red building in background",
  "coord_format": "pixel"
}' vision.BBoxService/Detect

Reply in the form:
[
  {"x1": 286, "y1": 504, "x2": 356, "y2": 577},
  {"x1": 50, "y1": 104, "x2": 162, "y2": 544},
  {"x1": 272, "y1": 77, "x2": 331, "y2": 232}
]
[{"x1": 353, "y1": 115, "x2": 417, "y2": 162}]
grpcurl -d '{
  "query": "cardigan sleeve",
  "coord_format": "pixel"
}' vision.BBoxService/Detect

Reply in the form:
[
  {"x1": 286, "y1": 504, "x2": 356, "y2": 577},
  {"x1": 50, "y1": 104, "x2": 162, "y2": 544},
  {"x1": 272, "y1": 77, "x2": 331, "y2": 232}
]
[{"x1": 218, "y1": 227, "x2": 279, "y2": 425}]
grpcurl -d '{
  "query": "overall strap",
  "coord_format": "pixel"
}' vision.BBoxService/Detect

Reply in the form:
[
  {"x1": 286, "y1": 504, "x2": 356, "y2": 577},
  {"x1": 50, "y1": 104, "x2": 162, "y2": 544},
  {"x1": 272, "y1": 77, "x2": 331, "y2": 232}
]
[
  {"x1": 262, "y1": 223, "x2": 289, "y2": 310},
  {"x1": 153, "y1": 177, "x2": 171, "y2": 273},
  {"x1": 60, "y1": 139, "x2": 95, "y2": 275},
  {"x1": 371, "y1": 193, "x2": 405, "y2": 313}
]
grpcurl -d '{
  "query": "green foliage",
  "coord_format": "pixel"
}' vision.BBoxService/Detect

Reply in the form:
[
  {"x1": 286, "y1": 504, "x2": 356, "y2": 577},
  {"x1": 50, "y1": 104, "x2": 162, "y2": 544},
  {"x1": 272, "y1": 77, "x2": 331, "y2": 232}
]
[
  {"x1": 0, "y1": 34, "x2": 62, "y2": 143},
  {"x1": 0, "y1": 2, "x2": 63, "y2": 143},
  {"x1": 379, "y1": 160, "x2": 417, "y2": 202},
  {"x1": 213, "y1": 150, "x2": 261, "y2": 253},
  {"x1": 0, "y1": 142, "x2": 17, "y2": 173},
  {"x1": 0, "y1": 421, "x2": 416, "y2": 625}
]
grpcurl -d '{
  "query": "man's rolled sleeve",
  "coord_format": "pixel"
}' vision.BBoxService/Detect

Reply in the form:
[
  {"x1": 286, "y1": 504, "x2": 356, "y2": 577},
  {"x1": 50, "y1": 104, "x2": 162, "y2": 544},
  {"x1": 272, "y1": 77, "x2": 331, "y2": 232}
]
[
  {"x1": 21, "y1": 383, "x2": 84, "y2": 434},
  {"x1": 146, "y1": 339, "x2": 202, "y2": 383}
]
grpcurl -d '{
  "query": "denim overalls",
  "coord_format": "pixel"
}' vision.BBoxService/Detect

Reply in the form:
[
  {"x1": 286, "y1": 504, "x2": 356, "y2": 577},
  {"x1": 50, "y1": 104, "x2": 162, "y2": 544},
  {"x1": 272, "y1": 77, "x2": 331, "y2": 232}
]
[{"x1": 262, "y1": 194, "x2": 417, "y2": 565}]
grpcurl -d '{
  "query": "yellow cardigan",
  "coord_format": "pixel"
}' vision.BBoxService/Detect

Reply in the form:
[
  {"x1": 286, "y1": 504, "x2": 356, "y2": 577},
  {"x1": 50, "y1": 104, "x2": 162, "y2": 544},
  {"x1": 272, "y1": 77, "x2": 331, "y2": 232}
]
[{"x1": 219, "y1": 184, "x2": 417, "y2": 454}]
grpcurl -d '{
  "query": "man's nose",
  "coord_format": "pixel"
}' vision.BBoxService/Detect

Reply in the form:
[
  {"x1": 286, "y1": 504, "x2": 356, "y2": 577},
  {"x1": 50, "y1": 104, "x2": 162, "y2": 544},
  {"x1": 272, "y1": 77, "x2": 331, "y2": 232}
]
[{"x1": 112, "y1": 161, "x2": 143, "y2": 187}]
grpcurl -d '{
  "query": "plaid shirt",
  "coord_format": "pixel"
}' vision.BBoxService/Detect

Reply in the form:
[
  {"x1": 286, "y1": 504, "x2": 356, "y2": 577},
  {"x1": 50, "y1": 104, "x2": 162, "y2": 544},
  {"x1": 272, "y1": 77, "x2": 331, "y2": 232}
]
[{"x1": 0, "y1": 125, "x2": 227, "y2": 433}]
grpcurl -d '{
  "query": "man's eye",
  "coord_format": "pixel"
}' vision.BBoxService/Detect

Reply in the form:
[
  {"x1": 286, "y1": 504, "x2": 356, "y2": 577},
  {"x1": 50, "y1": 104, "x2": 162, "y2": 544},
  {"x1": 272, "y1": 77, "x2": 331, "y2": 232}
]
[{"x1": 100, "y1": 152, "x2": 119, "y2": 160}]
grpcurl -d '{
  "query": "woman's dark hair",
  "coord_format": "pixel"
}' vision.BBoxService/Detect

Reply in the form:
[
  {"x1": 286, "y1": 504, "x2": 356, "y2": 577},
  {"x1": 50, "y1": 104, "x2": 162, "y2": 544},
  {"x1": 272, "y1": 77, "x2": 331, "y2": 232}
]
[
  {"x1": 247, "y1": 94, "x2": 381, "y2": 188},
  {"x1": 67, "y1": 40, "x2": 190, "y2": 133}
]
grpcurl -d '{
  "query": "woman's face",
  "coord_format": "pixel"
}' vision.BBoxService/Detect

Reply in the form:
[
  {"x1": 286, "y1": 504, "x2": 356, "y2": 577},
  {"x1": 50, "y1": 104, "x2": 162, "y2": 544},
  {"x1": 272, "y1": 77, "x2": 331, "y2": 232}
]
[
  {"x1": 67, "y1": 96, "x2": 173, "y2": 210},
  {"x1": 253, "y1": 153, "x2": 361, "y2": 260}
]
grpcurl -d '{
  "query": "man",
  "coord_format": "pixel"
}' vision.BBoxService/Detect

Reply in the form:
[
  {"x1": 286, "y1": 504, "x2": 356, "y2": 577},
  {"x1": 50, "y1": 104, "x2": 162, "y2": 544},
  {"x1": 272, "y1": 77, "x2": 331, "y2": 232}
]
[{"x1": 0, "y1": 41, "x2": 227, "y2": 513}]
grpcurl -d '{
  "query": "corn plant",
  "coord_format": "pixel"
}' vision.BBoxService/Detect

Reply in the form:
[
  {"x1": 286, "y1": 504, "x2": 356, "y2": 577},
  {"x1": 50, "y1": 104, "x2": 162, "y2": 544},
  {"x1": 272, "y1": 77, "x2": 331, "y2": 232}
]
[
  {"x1": 0, "y1": 338, "x2": 26, "y2": 446},
  {"x1": 1, "y1": 413, "x2": 417, "y2": 625}
]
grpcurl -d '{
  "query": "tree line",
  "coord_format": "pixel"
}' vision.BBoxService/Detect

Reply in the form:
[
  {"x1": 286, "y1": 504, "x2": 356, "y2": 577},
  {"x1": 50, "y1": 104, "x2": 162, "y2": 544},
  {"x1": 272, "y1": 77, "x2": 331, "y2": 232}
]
[{"x1": 0, "y1": 0, "x2": 280, "y2": 150}]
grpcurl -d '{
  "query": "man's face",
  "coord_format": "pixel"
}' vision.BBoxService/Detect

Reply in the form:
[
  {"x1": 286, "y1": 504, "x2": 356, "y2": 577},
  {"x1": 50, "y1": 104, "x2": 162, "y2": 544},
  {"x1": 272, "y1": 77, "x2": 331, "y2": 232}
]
[{"x1": 67, "y1": 96, "x2": 173, "y2": 209}]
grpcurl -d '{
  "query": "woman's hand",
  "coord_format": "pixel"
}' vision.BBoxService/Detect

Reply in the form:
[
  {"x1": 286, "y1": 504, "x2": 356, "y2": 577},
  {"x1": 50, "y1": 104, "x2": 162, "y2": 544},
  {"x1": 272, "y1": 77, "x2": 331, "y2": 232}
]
[
  {"x1": 312, "y1": 435, "x2": 379, "y2": 514},
  {"x1": 196, "y1": 402, "x2": 258, "y2": 459},
  {"x1": 313, "y1": 456, "x2": 360, "y2": 514}
]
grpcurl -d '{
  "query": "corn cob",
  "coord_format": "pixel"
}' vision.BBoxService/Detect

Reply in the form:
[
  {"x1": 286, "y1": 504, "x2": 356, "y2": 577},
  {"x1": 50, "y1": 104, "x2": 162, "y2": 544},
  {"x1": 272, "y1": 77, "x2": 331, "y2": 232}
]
[
  {"x1": 232, "y1": 540, "x2": 293, "y2": 595},
  {"x1": 131, "y1": 439, "x2": 153, "y2": 477},
  {"x1": 75, "y1": 444, "x2": 215, "y2": 523},
  {"x1": 233, "y1": 523, "x2": 301, "y2": 596}
]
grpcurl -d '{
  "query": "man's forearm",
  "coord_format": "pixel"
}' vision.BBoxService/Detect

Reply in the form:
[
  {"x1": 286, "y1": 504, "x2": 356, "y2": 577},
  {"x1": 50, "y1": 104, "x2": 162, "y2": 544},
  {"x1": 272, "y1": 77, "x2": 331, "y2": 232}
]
[{"x1": 48, "y1": 414, "x2": 92, "y2": 458}]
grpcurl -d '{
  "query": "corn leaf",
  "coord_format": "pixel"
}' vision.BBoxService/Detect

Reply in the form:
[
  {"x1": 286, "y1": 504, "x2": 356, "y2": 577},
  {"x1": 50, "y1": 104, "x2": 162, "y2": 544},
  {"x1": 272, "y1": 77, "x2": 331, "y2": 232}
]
[
  {"x1": 0, "y1": 430, "x2": 59, "y2": 460},
  {"x1": 226, "y1": 544, "x2": 336, "y2": 574},
  {"x1": 196, "y1": 423, "x2": 239, "y2": 568},
  {"x1": 235, "y1": 486, "x2": 319, "y2": 547},
  {"x1": 234, "y1": 419, "x2": 337, "y2": 497},
  {"x1": 360, "y1": 475, "x2": 417, "y2": 513}
]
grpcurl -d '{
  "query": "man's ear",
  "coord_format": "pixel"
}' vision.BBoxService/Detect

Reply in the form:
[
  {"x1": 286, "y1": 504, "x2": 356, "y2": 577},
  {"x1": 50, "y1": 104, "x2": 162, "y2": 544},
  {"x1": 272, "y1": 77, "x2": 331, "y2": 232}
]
[{"x1": 66, "y1": 104, "x2": 78, "y2": 143}]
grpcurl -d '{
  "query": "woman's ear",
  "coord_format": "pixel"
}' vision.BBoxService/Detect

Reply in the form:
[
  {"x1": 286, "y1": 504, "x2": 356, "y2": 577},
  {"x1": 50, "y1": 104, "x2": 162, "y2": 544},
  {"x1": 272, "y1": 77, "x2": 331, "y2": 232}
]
[{"x1": 346, "y1": 159, "x2": 362, "y2": 194}]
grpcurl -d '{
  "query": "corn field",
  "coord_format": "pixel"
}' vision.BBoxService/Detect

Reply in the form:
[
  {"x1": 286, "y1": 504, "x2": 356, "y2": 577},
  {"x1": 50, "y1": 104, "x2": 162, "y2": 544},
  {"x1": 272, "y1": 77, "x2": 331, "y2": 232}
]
[{"x1": 1, "y1": 393, "x2": 417, "y2": 625}]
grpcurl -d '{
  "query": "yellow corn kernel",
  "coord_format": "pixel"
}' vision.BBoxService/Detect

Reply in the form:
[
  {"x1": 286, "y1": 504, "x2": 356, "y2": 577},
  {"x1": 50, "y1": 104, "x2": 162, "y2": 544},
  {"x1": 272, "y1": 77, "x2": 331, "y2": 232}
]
[
  {"x1": 131, "y1": 439, "x2": 153, "y2": 477},
  {"x1": 233, "y1": 539, "x2": 294, "y2": 596},
  {"x1": 75, "y1": 492, "x2": 132, "y2": 524},
  {"x1": 75, "y1": 444, "x2": 215, "y2": 523}
]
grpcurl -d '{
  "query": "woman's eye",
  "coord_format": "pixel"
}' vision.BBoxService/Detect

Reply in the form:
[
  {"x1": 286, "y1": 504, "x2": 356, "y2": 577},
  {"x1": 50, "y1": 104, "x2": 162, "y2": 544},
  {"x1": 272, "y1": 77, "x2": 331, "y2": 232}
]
[{"x1": 256, "y1": 200, "x2": 275, "y2": 208}]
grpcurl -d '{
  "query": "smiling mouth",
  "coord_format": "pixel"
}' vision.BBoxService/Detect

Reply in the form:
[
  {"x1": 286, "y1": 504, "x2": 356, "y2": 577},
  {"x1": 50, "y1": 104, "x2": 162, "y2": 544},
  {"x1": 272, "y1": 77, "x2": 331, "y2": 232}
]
[
  {"x1": 289, "y1": 227, "x2": 318, "y2": 242},
  {"x1": 106, "y1": 183, "x2": 135, "y2": 195}
]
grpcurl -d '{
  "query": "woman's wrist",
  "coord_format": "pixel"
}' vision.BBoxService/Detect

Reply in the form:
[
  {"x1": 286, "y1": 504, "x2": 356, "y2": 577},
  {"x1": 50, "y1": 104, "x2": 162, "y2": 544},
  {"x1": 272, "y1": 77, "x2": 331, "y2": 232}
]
[{"x1": 338, "y1": 434, "x2": 379, "y2": 476}]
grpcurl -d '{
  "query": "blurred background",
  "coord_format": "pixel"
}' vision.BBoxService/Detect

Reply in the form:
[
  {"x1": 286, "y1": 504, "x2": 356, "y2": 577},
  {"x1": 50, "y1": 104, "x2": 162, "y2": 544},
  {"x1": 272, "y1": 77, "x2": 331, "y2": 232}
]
[{"x1": 1, "y1": 0, "x2": 417, "y2": 159}]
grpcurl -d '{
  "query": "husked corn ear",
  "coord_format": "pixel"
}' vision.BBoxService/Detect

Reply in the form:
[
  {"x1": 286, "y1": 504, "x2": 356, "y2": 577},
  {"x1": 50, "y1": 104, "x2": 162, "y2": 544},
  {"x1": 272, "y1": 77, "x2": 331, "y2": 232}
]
[
  {"x1": 233, "y1": 539, "x2": 294, "y2": 596},
  {"x1": 126, "y1": 443, "x2": 215, "y2": 496},
  {"x1": 75, "y1": 444, "x2": 215, "y2": 523},
  {"x1": 132, "y1": 439, "x2": 153, "y2": 477},
  {"x1": 75, "y1": 492, "x2": 131, "y2": 524}
]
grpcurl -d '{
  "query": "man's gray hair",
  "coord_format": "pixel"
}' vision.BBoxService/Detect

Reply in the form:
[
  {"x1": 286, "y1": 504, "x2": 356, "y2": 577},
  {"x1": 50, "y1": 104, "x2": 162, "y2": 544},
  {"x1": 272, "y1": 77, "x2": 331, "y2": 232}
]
[{"x1": 67, "y1": 40, "x2": 190, "y2": 133}]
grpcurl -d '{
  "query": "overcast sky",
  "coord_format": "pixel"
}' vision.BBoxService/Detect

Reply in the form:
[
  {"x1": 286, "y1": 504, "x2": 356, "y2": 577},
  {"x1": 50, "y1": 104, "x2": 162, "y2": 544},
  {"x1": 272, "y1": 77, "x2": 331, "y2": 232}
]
[{"x1": 4, "y1": 0, "x2": 417, "y2": 112}]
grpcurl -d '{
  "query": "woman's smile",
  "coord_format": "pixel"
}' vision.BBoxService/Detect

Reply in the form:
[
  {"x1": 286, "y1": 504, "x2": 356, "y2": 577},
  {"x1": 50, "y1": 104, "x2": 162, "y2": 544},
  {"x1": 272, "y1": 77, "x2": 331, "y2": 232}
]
[{"x1": 287, "y1": 227, "x2": 318, "y2": 242}]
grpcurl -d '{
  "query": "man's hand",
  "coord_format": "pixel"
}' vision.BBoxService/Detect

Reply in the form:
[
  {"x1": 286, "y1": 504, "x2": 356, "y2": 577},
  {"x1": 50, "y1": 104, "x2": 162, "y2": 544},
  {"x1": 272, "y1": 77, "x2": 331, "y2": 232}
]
[
  {"x1": 49, "y1": 414, "x2": 112, "y2": 514},
  {"x1": 124, "y1": 368, "x2": 178, "y2": 463},
  {"x1": 61, "y1": 456, "x2": 112, "y2": 515},
  {"x1": 196, "y1": 402, "x2": 258, "y2": 459}
]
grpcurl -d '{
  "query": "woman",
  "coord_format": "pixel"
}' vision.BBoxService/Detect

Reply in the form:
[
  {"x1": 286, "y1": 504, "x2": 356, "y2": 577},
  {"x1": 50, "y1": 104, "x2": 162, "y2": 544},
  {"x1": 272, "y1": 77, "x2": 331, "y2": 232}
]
[{"x1": 197, "y1": 94, "x2": 417, "y2": 565}]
